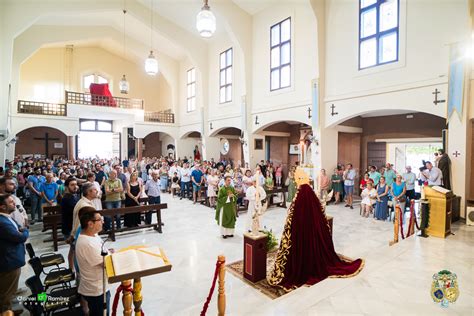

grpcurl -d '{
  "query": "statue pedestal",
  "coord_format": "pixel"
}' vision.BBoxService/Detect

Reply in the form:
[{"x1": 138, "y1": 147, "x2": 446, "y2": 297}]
[{"x1": 243, "y1": 232, "x2": 267, "y2": 283}]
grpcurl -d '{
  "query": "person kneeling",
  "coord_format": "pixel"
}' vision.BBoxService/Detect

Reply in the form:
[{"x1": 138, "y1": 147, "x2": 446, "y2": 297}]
[
  {"x1": 75, "y1": 210, "x2": 110, "y2": 316},
  {"x1": 360, "y1": 182, "x2": 376, "y2": 218}
]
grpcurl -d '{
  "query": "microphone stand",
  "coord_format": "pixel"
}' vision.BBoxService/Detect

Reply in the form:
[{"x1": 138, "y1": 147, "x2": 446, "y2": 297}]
[{"x1": 101, "y1": 237, "x2": 109, "y2": 316}]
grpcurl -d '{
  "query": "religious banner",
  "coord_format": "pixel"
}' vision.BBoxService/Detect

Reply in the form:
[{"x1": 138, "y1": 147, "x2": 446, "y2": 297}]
[{"x1": 447, "y1": 42, "x2": 465, "y2": 120}]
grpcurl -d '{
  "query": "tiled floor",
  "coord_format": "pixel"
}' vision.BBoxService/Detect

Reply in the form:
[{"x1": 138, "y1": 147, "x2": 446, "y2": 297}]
[{"x1": 25, "y1": 194, "x2": 474, "y2": 315}]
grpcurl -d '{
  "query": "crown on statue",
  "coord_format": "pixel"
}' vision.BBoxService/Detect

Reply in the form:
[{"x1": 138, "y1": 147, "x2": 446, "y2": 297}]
[{"x1": 294, "y1": 167, "x2": 310, "y2": 187}]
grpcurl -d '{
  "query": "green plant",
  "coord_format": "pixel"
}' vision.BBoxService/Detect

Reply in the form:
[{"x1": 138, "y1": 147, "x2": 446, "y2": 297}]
[{"x1": 261, "y1": 228, "x2": 278, "y2": 252}]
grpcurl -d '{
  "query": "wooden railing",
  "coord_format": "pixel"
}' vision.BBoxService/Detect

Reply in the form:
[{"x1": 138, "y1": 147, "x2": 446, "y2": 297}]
[
  {"x1": 144, "y1": 111, "x2": 175, "y2": 123},
  {"x1": 66, "y1": 91, "x2": 144, "y2": 109},
  {"x1": 17, "y1": 100, "x2": 67, "y2": 116}
]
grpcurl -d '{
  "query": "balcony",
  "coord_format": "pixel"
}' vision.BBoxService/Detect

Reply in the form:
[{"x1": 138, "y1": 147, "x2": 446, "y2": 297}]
[
  {"x1": 144, "y1": 110, "x2": 175, "y2": 124},
  {"x1": 17, "y1": 100, "x2": 66, "y2": 116},
  {"x1": 66, "y1": 91, "x2": 144, "y2": 110}
]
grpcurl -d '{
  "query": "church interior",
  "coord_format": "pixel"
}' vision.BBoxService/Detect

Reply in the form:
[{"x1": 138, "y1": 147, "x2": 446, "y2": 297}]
[{"x1": 0, "y1": 0, "x2": 473, "y2": 315}]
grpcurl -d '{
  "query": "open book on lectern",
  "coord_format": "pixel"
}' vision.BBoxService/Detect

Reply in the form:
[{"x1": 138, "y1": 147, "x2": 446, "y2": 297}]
[{"x1": 111, "y1": 247, "x2": 166, "y2": 276}]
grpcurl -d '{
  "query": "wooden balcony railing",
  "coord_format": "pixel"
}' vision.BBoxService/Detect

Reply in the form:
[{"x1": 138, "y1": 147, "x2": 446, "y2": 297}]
[
  {"x1": 17, "y1": 100, "x2": 66, "y2": 116},
  {"x1": 144, "y1": 111, "x2": 175, "y2": 123},
  {"x1": 66, "y1": 91, "x2": 144, "y2": 110}
]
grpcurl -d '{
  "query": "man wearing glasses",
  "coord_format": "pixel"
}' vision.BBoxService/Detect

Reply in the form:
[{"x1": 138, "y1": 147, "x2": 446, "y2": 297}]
[{"x1": 75, "y1": 210, "x2": 109, "y2": 316}]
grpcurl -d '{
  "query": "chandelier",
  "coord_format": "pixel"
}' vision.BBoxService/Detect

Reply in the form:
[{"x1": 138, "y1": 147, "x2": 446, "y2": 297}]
[
  {"x1": 120, "y1": 4, "x2": 130, "y2": 93},
  {"x1": 145, "y1": 0, "x2": 158, "y2": 75},
  {"x1": 196, "y1": 0, "x2": 216, "y2": 38}
]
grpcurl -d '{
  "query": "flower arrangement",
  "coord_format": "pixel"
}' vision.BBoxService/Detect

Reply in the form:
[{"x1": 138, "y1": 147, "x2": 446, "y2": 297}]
[{"x1": 261, "y1": 228, "x2": 279, "y2": 252}]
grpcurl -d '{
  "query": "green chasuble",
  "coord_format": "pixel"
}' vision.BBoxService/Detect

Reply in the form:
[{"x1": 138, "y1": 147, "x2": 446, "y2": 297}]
[{"x1": 215, "y1": 185, "x2": 237, "y2": 229}]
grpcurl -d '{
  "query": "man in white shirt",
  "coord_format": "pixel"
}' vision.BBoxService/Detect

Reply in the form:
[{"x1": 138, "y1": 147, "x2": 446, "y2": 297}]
[
  {"x1": 71, "y1": 182, "x2": 98, "y2": 238},
  {"x1": 180, "y1": 163, "x2": 191, "y2": 200},
  {"x1": 420, "y1": 161, "x2": 443, "y2": 186},
  {"x1": 75, "y1": 210, "x2": 109, "y2": 316},
  {"x1": 402, "y1": 166, "x2": 417, "y2": 201}
]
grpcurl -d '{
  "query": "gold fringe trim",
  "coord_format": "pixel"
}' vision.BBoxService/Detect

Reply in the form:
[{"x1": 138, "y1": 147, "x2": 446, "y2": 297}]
[
  {"x1": 267, "y1": 188, "x2": 299, "y2": 287},
  {"x1": 267, "y1": 186, "x2": 364, "y2": 290}
]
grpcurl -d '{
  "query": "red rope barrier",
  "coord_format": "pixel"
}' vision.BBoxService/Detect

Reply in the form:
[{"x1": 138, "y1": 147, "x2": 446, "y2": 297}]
[
  {"x1": 398, "y1": 205, "x2": 405, "y2": 240},
  {"x1": 111, "y1": 284, "x2": 144, "y2": 316},
  {"x1": 200, "y1": 260, "x2": 223, "y2": 316},
  {"x1": 411, "y1": 200, "x2": 420, "y2": 230}
]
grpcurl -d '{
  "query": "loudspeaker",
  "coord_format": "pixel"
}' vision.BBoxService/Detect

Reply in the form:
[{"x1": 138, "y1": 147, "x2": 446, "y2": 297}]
[{"x1": 467, "y1": 206, "x2": 474, "y2": 226}]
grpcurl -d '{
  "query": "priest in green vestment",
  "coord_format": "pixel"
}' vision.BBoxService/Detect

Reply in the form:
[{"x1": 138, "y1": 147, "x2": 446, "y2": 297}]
[{"x1": 215, "y1": 176, "x2": 237, "y2": 238}]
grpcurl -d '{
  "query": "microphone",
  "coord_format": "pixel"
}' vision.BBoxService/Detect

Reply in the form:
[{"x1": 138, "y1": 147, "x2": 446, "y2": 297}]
[{"x1": 101, "y1": 236, "x2": 109, "y2": 257}]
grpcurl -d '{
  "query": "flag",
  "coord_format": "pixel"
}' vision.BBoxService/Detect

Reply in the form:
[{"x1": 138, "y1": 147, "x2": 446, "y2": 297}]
[{"x1": 447, "y1": 42, "x2": 466, "y2": 120}]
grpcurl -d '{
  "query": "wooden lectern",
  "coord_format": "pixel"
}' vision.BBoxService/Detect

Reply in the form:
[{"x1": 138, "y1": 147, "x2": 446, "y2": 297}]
[
  {"x1": 423, "y1": 186, "x2": 453, "y2": 238},
  {"x1": 105, "y1": 246, "x2": 172, "y2": 316},
  {"x1": 243, "y1": 232, "x2": 267, "y2": 283}
]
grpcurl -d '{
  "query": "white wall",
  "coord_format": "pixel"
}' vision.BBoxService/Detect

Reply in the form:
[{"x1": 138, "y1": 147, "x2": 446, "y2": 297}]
[
  {"x1": 207, "y1": 33, "x2": 244, "y2": 120},
  {"x1": 251, "y1": 2, "x2": 318, "y2": 111},
  {"x1": 325, "y1": 0, "x2": 470, "y2": 98}
]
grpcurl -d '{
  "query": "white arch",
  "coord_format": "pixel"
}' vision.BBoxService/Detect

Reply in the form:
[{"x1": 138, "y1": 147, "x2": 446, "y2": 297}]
[{"x1": 11, "y1": 116, "x2": 79, "y2": 137}]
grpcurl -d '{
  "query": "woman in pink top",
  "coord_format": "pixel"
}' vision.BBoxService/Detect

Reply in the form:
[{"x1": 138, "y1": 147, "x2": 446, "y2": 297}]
[{"x1": 275, "y1": 164, "x2": 283, "y2": 187}]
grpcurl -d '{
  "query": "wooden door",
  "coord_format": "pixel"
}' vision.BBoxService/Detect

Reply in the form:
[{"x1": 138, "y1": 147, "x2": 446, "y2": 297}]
[
  {"x1": 367, "y1": 141, "x2": 386, "y2": 170},
  {"x1": 338, "y1": 132, "x2": 361, "y2": 174}
]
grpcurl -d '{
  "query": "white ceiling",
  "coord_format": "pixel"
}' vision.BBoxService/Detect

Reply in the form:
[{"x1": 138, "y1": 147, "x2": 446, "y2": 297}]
[{"x1": 36, "y1": 11, "x2": 186, "y2": 61}]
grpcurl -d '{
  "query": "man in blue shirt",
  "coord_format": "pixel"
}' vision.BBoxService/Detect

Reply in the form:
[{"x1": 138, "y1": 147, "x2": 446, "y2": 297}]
[
  {"x1": 27, "y1": 167, "x2": 45, "y2": 223},
  {"x1": 191, "y1": 164, "x2": 204, "y2": 204},
  {"x1": 41, "y1": 173, "x2": 59, "y2": 209},
  {"x1": 0, "y1": 194, "x2": 29, "y2": 313}
]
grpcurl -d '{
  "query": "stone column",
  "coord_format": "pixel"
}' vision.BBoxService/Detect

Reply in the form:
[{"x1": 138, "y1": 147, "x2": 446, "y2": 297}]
[
  {"x1": 136, "y1": 138, "x2": 143, "y2": 161},
  {"x1": 67, "y1": 136, "x2": 75, "y2": 160}
]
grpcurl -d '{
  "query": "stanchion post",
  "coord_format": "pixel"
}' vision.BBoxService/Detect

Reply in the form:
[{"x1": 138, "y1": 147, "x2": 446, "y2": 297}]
[
  {"x1": 217, "y1": 255, "x2": 226, "y2": 316},
  {"x1": 389, "y1": 205, "x2": 400, "y2": 246}
]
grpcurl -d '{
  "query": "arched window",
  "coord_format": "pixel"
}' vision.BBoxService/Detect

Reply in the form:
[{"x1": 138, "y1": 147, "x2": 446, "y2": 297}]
[{"x1": 82, "y1": 73, "x2": 110, "y2": 92}]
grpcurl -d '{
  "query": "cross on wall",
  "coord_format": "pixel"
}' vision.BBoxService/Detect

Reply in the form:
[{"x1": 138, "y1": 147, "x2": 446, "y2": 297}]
[
  {"x1": 452, "y1": 151, "x2": 461, "y2": 158},
  {"x1": 432, "y1": 88, "x2": 446, "y2": 105}
]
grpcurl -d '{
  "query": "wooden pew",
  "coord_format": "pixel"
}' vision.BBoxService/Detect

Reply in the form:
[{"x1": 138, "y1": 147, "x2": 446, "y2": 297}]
[
  {"x1": 43, "y1": 201, "x2": 168, "y2": 250},
  {"x1": 101, "y1": 203, "x2": 168, "y2": 242},
  {"x1": 43, "y1": 214, "x2": 62, "y2": 251},
  {"x1": 42, "y1": 205, "x2": 62, "y2": 232},
  {"x1": 265, "y1": 187, "x2": 288, "y2": 209}
]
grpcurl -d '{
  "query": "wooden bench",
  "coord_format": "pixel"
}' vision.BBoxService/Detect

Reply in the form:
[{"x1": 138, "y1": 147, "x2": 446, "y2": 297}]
[
  {"x1": 101, "y1": 203, "x2": 168, "y2": 242},
  {"x1": 42, "y1": 205, "x2": 62, "y2": 232},
  {"x1": 265, "y1": 187, "x2": 288, "y2": 209},
  {"x1": 43, "y1": 214, "x2": 62, "y2": 251},
  {"x1": 43, "y1": 199, "x2": 167, "y2": 250}
]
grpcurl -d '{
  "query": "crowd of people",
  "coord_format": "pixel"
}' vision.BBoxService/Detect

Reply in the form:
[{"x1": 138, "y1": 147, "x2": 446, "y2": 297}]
[
  {"x1": 321, "y1": 150, "x2": 448, "y2": 221},
  {"x1": 0, "y1": 148, "x2": 450, "y2": 315}
]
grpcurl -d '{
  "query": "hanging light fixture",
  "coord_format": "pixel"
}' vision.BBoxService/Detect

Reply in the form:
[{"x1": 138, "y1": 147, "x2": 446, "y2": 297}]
[
  {"x1": 196, "y1": 0, "x2": 216, "y2": 38},
  {"x1": 120, "y1": 2, "x2": 130, "y2": 94},
  {"x1": 145, "y1": 0, "x2": 158, "y2": 75}
]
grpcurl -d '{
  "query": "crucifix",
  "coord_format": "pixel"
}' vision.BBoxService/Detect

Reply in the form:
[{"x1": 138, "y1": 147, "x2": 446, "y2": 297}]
[
  {"x1": 307, "y1": 107, "x2": 312, "y2": 119},
  {"x1": 432, "y1": 89, "x2": 446, "y2": 105},
  {"x1": 452, "y1": 150, "x2": 461, "y2": 158},
  {"x1": 34, "y1": 133, "x2": 59, "y2": 158},
  {"x1": 255, "y1": 115, "x2": 260, "y2": 125},
  {"x1": 209, "y1": 122, "x2": 213, "y2": 130},
  {"x1": 330, "y1": 104, "x2": 338, "y2": 116}
]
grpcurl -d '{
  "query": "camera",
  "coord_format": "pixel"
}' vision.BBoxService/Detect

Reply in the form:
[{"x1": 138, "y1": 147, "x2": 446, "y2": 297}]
[{"x1": 419, "y1": 160, "x2": 427, "y2": 172}]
